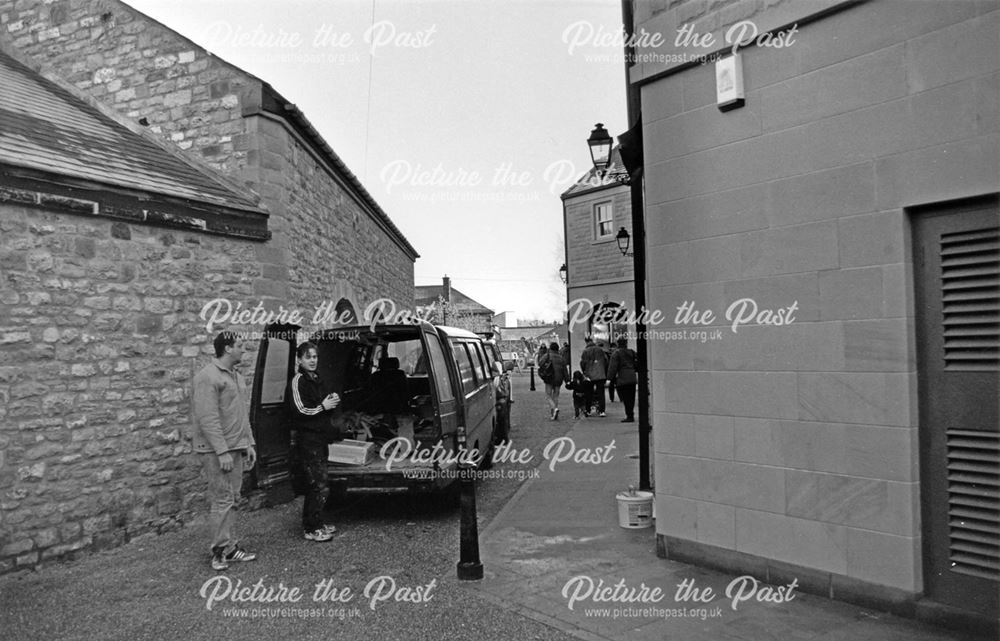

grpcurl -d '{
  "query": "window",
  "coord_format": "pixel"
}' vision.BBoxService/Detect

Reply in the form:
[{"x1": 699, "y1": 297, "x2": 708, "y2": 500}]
[
  {"x1": 481, "y1": 343, "x2": 496, "y2": 376},
  {"x1": 471, "y1": 342, "x2": 489, "y2": 381},
  {"x1": 452, "y1": 342, "x2": 479, "y2": 396},
  {"x1": 594, "y1": 202, "x2": 613, "y2": 239},
  {"x1": 425, "y1": 334, "x2": 454, "y2": 402}
]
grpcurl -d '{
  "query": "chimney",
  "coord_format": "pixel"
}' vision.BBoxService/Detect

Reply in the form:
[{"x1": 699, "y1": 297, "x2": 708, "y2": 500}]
[{"x1": 442, "y1": 275, "x2": 451, "y2": 302}]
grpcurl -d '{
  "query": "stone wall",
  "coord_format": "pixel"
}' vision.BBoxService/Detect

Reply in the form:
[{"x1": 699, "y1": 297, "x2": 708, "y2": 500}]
[
  {"x1": 250, "y1": 115, "x2": 415, "y2": 318},
  {"x1": 0, "y1": 0, "x2": 417, "y2": 318},
  {"x1": 564, "y1": 184, "x2": 634, "y2": 366},
  {"x1": 563, "y1": 185, "x2": 632, "y2": 287},
  {"x1": 0, "y1": 203, "x2": 262, "y2": 573},
  {"x1": 0, "y1": 0, "x2": 416, "y2": 574}
]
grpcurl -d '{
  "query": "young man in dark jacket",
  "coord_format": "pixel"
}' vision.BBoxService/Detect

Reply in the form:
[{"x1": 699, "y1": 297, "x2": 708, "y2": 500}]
[
  {"x1": 607, "y1": 337, "x2": 638, "y2": 423},
  {"x1": 289, "y1": 342, "x2": 341, "y2": 542}
]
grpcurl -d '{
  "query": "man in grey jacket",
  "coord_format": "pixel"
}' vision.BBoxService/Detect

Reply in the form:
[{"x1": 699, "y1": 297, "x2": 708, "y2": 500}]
[{"x1": 191, "y1": 330, "x2": 258, "y2": 570}]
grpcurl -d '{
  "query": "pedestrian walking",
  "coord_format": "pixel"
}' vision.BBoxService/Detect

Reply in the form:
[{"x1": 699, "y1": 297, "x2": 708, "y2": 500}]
[
  {"x1": 190, "y1": 330, "x2": 258, "y2": 571},
  {"x1": 537, "y1": 341, "x2": 569, "y2": 420},
  {"x1": 600, "y1": 340, "x2": 615, "y2": 403},
  {"x1": 289, "y1": 341, "x2": 342, "y2": 542},
  {"x1": 580, "y1": 337, "x2": 608, "y2": 417},
  {"x1": 565, "y1": 370, "x2": 594, "y2": 418},
  {"x1": 607, "y1": 337, "x2": 638, "y2": 423},
  {"x1": 559, "y1": 341, "x2": 570, "y2": 363},
  {"x1": 536, "y1": 343, "x2": 548, "y2": 370}
]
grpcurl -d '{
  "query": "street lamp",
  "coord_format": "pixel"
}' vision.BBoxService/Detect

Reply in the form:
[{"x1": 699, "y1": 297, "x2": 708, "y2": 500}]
[
  {"x1": 615, "y1": 227, "x2": 632, "y2": 257},
  {"x1": 559, "y1": 263, "x2": 568, "y2": 284},
  {"x1": 587, "y1": 123, "x2": 613, "y2": 175}
]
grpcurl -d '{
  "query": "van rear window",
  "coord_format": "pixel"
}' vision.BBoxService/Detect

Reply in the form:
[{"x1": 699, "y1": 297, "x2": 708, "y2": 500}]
[
  {"x1": 260, "y1": 339, "x2": 290, "y2": 404},
  {"x1": 452, "y1": 342, "x2": 478, "y2": 396}
]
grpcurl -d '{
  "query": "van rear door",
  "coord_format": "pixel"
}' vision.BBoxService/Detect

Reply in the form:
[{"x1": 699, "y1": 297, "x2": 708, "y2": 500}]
[
  {"x1": 421, "y1": 326, "x2": 458, "y2": 445},
  {"x1": 249, "y1": 323, "x2": 298, "y2": 488}
]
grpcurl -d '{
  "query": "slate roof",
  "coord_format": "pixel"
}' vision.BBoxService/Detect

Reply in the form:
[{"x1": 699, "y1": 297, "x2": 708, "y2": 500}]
[
  {"x1": 0, "y1": 48, "x2": 263, "y2": 213},
  {"x1": 560, "y1": 146, "x2": 630, "y2": 199},
  {"x1": 414, "y1": 285, "x2": 494, "y2": 314}
]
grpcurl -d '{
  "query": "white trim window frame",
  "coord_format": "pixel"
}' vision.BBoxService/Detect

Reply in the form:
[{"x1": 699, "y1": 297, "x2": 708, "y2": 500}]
[{"x1": 594, "y1": 201, "x2": 614, "y2": 240}]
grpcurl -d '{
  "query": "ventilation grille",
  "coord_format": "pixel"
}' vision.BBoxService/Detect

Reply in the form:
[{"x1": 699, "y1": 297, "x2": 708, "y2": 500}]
[
  {"x1": 940, "y1": 227, "x2": 1000, "y2": 371},
  {"x1": 947, "y1": 429, "x2": 1000, "y2": 582}
]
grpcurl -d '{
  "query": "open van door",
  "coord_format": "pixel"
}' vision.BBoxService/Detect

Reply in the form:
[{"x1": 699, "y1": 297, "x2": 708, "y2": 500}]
[
  {"x1": 249, "y1": 323, "x2": 299, "y2": 488},
  {"x1": 420, "y1": 326, "x2": 459, "y2": 446}
]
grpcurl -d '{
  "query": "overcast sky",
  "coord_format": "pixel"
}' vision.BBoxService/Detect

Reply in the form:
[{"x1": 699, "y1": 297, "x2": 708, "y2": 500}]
[{"x1": 125, "y1": 0, "x2": 628, "y2": 322}]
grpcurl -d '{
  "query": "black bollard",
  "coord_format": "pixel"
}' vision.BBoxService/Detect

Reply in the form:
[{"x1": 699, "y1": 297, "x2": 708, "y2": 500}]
[
  {"x1": 529, "y1": 365, "x2": 536, "y2": 391},
  {"x1": 456, "y1": 468, "x2": 483, "y2": 580}
]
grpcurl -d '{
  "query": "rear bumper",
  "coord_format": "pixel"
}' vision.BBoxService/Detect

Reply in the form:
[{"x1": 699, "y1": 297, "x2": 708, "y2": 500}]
[{"x1": 326, "y1": 462, "x2": 457, "y2": 493}]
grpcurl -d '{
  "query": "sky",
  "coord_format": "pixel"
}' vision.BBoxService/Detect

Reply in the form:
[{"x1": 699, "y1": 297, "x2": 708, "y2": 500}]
[{"x1": 125, "y1": 0, "x2": 628, "y2": 322}]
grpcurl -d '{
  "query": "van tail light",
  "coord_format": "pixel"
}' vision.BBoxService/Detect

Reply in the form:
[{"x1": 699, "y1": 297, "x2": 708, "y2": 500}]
[{"x1": 456, "y1": 424, "x2": 467, "y2": 447}]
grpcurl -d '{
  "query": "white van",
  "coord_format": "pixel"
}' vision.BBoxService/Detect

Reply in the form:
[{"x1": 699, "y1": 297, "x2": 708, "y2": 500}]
[{"x1": 249, "y1": 321, "x2": 497, "y2": 494}]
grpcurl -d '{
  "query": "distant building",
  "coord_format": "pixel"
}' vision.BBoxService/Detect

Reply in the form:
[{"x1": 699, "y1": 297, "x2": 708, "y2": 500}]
[
  {"x1": 415, "y1": 276, "x2": 495, "y2": 334},
  {"x1": 561, "y1": 145, "x2": 635, "y2": 368},
  {"x1": 492, "y1": 311, "x2": 517, "y2": 328}
]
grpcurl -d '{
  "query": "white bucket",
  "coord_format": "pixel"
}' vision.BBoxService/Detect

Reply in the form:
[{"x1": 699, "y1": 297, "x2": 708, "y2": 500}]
[{"x1": 616, "y1": 490, "x2": 654, "y2": 529}]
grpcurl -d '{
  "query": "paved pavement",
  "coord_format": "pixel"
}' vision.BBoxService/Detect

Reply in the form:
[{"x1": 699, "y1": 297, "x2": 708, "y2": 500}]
[{"x1": 462, "y1": 408, "x2": 986, "y2": 641}]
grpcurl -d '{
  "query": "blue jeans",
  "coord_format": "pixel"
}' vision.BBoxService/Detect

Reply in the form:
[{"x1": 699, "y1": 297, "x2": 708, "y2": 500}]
[{"x1": 200, "y1": 450, "x2": 245, "y2": 555}]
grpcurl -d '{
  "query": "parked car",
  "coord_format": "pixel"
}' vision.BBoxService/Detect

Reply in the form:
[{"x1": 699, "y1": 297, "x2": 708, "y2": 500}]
[{"x1": 249, "y1": 321, "x2": 497, "y2": 495}]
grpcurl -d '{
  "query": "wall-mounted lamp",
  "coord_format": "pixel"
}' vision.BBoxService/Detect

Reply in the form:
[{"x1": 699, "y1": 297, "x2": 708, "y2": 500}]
[
  {"x1": 559, "y1": 263, "x2": 568, "y2": 284},
  {"x1": 615, "y1": 227, "x2": 632, "y2": 257}
]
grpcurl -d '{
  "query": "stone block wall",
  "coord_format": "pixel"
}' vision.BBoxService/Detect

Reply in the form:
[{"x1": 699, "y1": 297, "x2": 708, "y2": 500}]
[
  {"x1": 251, "y1": 116, "x2": 415, "y2": 318},
  {"x1": 564, "y1": 185, "x2": 633, "y2": 287},
  {"x1": 638, "y1": 0, "x2": 998, "y2": 594},
  {"x1": 0, "y1": 0, "x2": 416, "y2": 574},
  {"x1": 0, "y1": 203, "x2": 262, "y2": 573},
  {"x1": 0, "y1": 0, "x2": 255, "y2": 175},
  {"x1": 0, "y1": 0, "x2": 417, "y2": 319}
]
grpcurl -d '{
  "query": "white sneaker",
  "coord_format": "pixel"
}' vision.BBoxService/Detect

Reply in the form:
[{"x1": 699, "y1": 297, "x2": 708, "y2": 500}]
[
  {"x1": 599, "y1": 412, "x2": 606, "y2": 417},
  {"x1": 304, "y1": 528, "x2": 334, "y2": 542}
]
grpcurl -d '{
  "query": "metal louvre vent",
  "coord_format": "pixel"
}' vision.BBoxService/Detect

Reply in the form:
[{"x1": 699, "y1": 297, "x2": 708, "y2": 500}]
[
  {"x1": 946, "y1": 429, "x2": 1000, "y2": 582},
  {"x1": 940, "y1": 227, "x2": 1000, "y2": 371}
]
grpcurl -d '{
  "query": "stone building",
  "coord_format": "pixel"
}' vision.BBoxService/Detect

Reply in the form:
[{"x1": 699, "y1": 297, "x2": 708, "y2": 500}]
[
  {"x1": 415, "y1": 276, "x2": 494, "y2": 334},
  {"x1": 561, "y1": 145, "x2": 634, "y2": 367},
  {"x1": 0, "y1": 0, "x2": 418, "y2": 312},
  {"x1": 0, "y1": 0, "x2": 417, "y2": 573},
  {"x1": 627, "y1": 0, "x2": 998, "y2": 627}
]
